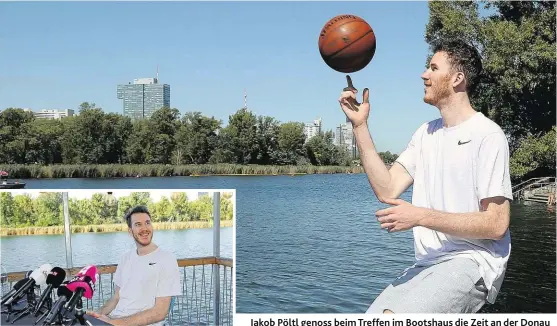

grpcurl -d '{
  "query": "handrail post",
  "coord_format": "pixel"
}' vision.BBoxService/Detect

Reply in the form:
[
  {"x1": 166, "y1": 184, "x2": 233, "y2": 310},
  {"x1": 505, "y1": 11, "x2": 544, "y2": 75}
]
[
  {"x1": 63, "y1": 192, "x2": 73, "y2": 269},
  {"x1": 212, "y1": 192, "x2": 221, "y2": 325}
]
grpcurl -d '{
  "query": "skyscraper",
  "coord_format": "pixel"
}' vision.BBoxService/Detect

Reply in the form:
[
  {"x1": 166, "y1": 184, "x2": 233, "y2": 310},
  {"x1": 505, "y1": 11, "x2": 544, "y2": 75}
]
[
  {"x1": 335, "y1": 117, "x2": 358, "y2": 159},
  {"x1": 303, "y1": 118, "x2": 322, "y2": 142},
  {"x1": 117, "y1": 77, "x2": 170, "y2": 120}
]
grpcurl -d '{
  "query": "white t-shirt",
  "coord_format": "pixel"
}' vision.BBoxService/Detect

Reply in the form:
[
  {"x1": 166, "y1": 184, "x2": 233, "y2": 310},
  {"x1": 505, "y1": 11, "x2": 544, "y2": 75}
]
[
  {"x1": 395, "y1": 112, "x2": 513, "y2": 304},
  {"x1": 111, "y1": 247, "x2": 181, "y2": 326}
]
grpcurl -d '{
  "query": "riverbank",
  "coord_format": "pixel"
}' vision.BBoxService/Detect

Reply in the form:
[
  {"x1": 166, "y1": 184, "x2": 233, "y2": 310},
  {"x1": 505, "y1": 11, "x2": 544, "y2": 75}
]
[
  {"x1": 0, "y1": 164, "x2": 364, "y2": 179},
  {"x1": 0, "y1": 220, "x2": 234, "y2": 236}
]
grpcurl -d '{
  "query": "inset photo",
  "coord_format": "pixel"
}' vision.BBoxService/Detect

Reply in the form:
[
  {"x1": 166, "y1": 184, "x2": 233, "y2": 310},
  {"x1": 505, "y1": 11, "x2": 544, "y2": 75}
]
[{"x1": 0, "y1": 189, "x2": 235, "y2": 326}]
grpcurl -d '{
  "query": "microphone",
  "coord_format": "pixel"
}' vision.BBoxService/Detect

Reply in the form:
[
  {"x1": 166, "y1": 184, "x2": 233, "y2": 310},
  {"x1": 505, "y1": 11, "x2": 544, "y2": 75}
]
[
  {"x1": 33, "y1": 267, "x2": 66, "y2": 316},
  {"x1": 64, "y1": 265, "x2": 98, "y2": 313},
  {"x1": 41, "y1": 282, "x2": 72, "y2": 325},
  {"x1": 4, "y1": 265, "x2": 51, "y2": 306},
  {"x1": 1, "y1": 271, "x2": 33, "y2": 305},
  {"x1": 1, "y1": 271, "x2": 32, "y2": 306}
]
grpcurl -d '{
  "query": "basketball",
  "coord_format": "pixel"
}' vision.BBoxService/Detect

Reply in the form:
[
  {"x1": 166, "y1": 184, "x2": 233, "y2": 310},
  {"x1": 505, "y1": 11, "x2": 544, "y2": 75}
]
[{"x1": 318, "y1": 14, "x2": 376, "y2": 73}]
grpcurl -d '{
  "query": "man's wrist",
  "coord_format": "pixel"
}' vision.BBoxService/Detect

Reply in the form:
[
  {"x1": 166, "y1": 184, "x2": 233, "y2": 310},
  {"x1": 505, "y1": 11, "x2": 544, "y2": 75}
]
[{"x1": 353, "y1": 122, "x2": 368, "y2": 133}]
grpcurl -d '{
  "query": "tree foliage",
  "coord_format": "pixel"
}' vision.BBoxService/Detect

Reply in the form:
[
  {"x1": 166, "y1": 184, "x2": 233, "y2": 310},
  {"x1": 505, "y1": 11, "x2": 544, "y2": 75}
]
[
  {"x1": 0, "y1": 104, "x2": 364, "y2": 167},
  {"x1": 0, "y1": 192, "x2": 234, "y2": 228}
]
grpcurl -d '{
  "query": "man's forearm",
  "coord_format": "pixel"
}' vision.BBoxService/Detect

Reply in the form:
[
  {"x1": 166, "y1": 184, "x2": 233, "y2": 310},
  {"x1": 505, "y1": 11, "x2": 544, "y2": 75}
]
[
  {"x1": 418, "y1": 208, "x2": 507, "y2": 240},
  {"x1": 98, "y1": 297, "x2": 118, "y2": 316},
  {"x1": 353, "y1": 123, "x2": 392, "y2": 199},
  {"x1": 111, "y1": 307, "x2": 165, "y2": 326}
]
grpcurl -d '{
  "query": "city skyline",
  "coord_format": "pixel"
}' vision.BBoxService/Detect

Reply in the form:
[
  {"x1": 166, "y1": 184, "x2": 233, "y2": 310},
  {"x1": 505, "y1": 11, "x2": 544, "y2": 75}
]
[{"x1": 0, "y1": 1, "x2": 443, "y2": 154}]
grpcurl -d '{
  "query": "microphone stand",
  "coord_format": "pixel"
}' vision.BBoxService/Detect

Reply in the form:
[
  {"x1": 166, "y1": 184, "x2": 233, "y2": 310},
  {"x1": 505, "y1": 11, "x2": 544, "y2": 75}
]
[
  {"x1": 70, "y1": 298, "x2": 92, "y2": 326},
  {"x1": 10, "y1": 285, "x2": 39, "y2": 324},
  {"x1": 2, "y1": 288, "x2": 30, "y2": 323},
  {"x1": 33, "y1": 296, "x2": 53, "y2": 325}
]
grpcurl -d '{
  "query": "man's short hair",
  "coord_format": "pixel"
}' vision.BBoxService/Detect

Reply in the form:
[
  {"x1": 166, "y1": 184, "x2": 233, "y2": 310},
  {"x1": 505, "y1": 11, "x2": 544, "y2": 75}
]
[
  {"x1": 432, "y1": 39, "x2": 483, "y2": 95},
  {"x1": 124, "y1": 205, "x2": 152, "y2": 228}
]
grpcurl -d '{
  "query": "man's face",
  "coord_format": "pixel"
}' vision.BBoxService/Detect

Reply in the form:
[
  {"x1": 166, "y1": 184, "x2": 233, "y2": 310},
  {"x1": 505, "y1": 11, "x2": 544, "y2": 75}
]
[
  {"x1": 129, "y1": 212, "x2": 153, "y2": 246},
  {"x1": 421, "y1": 51, "x2": 455, "y2": 106}
]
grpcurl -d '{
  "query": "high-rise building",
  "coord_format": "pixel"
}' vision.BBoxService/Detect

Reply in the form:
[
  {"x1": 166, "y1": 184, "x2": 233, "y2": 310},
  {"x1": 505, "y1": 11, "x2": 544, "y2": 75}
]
[
  {"x1": 303, "y1": 118, "x2": 322, "y2": 142},
  {"x1": 117, "y1": 77, "x2": 170, "y2": 120},
  {"x1": 335, "y1": 118, "x2": 358, "y2": 159}
]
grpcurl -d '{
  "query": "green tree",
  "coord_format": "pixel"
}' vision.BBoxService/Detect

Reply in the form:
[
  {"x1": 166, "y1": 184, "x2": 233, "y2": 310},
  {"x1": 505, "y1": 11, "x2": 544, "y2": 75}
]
[
  {"x1": 305, "y1": 131, "x2": 350, "y2": 166},
  {"x1": 13, "y1": 194, "x2": 34, "y2": 226},
  {"x1": 379, "y1": 151, "x2": 399, "y2": 165},
  {"x1": 151, "y1": 196, "x2": 173, "y2": 222},
  {"x1": 174, "y1": 112, "x2": 220, "y2": 164},
  {"x1": 170, "y1": 192, "x2": 189, "y2": 221},
  {"x1": 0, "y1": 108, "x2": 35, "y2": 163},
  {"x1": 222, "y1": 108, "x2": 259, "y2": 164},
  {"x1": 220, "y1": 193, "x2": 234, "y2": 220},
  {"x1": 272, "y1": 122, "x2": 306, "y2": 165},
  {"x1": 188, "y1": 196, "x2": 213, "y2": 221},
  {"x1": 0, "y1": 192, "x2": 13, "y2": 226},
  {"x1": 33, "y1": 193, "x2": 63, "y2": 227},
  {"x1": 509, "y1": 127, "x2": 556, "y2": 181},
  {"x1": 255, "y1": 116, "x2": 280, "y2": 165}
]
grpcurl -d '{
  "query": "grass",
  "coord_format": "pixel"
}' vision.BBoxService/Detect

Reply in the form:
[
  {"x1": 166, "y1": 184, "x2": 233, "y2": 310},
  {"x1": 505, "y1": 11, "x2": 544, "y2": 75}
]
[
  {"x1": 0, "y1": 220, "x2": 234, "y2": 236},
  {"x1": 0, "y1": 164, "x2": 364, "y2": 179}
]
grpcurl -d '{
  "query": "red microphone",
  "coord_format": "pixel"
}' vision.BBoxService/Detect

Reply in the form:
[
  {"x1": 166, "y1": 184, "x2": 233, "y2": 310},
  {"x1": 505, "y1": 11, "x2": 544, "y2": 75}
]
[
  {"x1": 64, "y1": 265, "x2": 98, "y2": 314},
  {"x1": 65, "y1": 265, "x2": 98, "y2": 299}
]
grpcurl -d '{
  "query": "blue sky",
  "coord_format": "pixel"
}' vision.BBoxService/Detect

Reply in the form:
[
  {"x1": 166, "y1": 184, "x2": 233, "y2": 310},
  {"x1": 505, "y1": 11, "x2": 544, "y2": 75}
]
[{"x1": 0, "y1": 1, "x2": 442, "y2": 154}]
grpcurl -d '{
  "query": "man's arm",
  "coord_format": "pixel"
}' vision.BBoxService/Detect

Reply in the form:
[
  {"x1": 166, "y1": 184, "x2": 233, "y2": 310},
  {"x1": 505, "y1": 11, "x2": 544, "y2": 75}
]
[
  {"x1": 378, "y1": 196, "x2": 510, "y2": 240},
  {"x1": 109, "y1": 296, "x2": 171, "y2": 326},
  {"x1": 354, "y1": 123, "x2": 414, "y2": 202},
  {"x1": 418, "y1": 196, "x2": 510, "y2": 240},
  {"x1": 98, "y1": 286, "x2": 120, "y2": 316}
]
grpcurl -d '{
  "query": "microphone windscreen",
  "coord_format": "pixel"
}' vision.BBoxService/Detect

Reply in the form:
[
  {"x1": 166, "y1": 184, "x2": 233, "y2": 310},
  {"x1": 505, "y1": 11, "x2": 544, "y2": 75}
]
[
  {"x1": 13, "y1": 278, "x2": 28, "y2": 290},
  {"x1": 46, "y1": 267, "x2": 66, "y2": 287},
  {"x1": 66, "y1": 265, "x2": 97, "y2": 299},
  {"x1": 29, "y1": 264, "x2": 52, "y2": 286}
]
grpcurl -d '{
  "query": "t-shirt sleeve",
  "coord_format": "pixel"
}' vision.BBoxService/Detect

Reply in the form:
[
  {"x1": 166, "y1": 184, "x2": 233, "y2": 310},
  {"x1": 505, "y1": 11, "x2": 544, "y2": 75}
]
[
  {"x1": 156, "y1": 254, "x2": 182, "y2": 298},
  {"x1": 476, "y1": 132, "x2": 513, "y2": 202},
  {"x1": 395, "y1": 123, "x2": 425, "y2": 179}
]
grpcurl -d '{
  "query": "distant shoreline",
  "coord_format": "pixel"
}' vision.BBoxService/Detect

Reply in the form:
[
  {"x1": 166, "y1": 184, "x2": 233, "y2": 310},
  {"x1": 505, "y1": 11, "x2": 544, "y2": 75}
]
[
  {"x1": 0, "y1": 164, "x2": 365, "y2": 179},
  {"x1": 0, "y1": 220, "x2": 234, "y2": 237}
]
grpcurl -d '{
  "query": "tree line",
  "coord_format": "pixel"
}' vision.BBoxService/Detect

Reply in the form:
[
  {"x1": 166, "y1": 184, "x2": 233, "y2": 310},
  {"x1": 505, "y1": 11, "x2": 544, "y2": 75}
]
[
  {"x1": 0, "y1": 104, "x2": 358, "y2": 167},
  {"x1": 0, "y1": 192, "x2": 234, "y2": 228}
]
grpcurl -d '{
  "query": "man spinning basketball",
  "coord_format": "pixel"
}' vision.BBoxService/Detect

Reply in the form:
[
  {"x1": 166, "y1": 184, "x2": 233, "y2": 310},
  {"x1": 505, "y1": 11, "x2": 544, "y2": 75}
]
[{"x1": 338, "y1": 39, "x2": 512, "y2": 313}]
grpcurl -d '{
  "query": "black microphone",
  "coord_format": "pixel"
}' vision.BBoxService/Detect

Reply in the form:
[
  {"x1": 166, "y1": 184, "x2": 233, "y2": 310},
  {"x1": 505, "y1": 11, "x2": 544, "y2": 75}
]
[
  {"x1": 4, "y1": 264, "x2": 51, "y2": 306},
  {"x1": 33, "y1": 267, "x2": 66, "y2": 316},
  {"x1": 42, "y1": 283, "x2": 72, "y2": 325},
  {"x1": 1, "y1": 276, "x2": 30, "y2": 306}
]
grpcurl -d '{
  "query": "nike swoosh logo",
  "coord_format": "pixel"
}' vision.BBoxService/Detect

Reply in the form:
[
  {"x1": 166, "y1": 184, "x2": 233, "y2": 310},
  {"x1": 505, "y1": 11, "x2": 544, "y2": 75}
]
[
  {"x1": 149, "y1": 263, "x2": 156, "y2": 265},
  {"x1": 458, "y1": 140, "x2": 471, "y2": 145}
]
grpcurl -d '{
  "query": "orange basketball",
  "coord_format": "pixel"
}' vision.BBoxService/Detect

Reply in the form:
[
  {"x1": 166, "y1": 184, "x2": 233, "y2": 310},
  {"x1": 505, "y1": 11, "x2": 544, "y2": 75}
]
[{"x1": 318, "y1": 14, "x2": 377, "y2": 73}]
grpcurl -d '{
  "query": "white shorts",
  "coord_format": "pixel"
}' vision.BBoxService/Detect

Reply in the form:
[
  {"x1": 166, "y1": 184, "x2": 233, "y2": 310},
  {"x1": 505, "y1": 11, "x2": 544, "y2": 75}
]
[{"x1": 366, "y1": 258, "x2": 488, "y2": 313}]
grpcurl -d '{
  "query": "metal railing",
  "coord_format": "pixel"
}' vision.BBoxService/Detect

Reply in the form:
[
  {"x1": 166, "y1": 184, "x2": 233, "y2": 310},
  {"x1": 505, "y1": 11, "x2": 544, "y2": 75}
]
[
  {"x1": 512, "y1": 177, "x2": 555, "y2": 200},
  {"x1": 1, "y1": 256, "x2": 233, "y2": 325}
]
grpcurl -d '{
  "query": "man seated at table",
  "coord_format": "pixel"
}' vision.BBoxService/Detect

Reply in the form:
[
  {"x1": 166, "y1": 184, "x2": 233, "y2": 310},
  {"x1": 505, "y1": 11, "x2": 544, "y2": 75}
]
[{"x1": 87, "y1": 206, "x2": 181, "y2": 326}]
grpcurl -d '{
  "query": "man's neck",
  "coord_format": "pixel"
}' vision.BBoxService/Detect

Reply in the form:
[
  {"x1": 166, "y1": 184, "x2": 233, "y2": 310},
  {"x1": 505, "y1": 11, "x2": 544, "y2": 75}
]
[
  {"x1": 436, "y1": 94, "x2": 477, "y2": 128},
  {"x1": 136, "y1": 243, "x2": 158, "y2": 256}
]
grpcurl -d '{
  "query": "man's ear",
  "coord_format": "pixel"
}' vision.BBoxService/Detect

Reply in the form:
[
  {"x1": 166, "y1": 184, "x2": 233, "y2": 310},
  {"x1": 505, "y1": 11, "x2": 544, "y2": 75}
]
[{"x1": 453, "y1": 72, "x2": 466, "y2": 89}]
